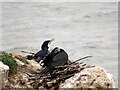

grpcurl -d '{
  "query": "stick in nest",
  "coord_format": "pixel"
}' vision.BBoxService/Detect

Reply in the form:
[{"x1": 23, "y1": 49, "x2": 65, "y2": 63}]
[{"x1": 69, "y1": 55, "x2": 92, "y2": 64}]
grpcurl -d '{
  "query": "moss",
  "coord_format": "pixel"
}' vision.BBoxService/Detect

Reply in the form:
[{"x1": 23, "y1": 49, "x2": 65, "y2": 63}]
[{"x1": 0, "y1": 51, "x2": 18, "y2": 74}]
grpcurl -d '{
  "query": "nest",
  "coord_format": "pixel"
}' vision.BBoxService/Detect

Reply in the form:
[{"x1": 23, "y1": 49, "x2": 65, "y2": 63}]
[{"x1": 26, "y1": 56, "x2": 94, "y2": 89}]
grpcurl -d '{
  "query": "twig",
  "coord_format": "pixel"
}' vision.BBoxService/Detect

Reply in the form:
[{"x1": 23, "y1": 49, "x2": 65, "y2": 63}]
[
  {"x1": 59, "y1": 74, "x2": 75, "y2": 81},
  {"x1": 69, "y1": 56, "x2": 92, "y2": 64},
  {"x1": 25, "y1": 72, "x2": 35, "y2": 77},
  {"x1": 21, "y1": 51, "x2": 35, "y2": 55}
]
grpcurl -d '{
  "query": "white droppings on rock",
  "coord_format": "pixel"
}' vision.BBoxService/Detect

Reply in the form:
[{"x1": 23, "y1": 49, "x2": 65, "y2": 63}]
[
  {"x1": 15, "y1": 59, "x2": 25, "y2": 66},
  {"x1": 60, "y1": 66, "x2": 115, "y2": 88},
  {"x1": 0, "y1": 61, "x2": 9, "y2": 89},
  {"x1": 0, "y1": 61, "x2": 9, "y2": 71},
  {"x1": 27, "y1": 60, "x2": 42, "y2": 71}
]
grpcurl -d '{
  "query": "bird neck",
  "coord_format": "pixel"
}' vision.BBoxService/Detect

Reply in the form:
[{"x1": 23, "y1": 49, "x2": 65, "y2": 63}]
[{"x1": 41, "y1": 45, "x2": 48, "y2": 51}]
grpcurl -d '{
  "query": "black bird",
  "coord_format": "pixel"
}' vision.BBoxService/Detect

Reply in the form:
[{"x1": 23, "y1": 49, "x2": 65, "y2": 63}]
[
  {"x1": 42, "y1": 47, "x2": 68, "y2": 73},
  {"x1": 27, "y1": 38, "x2": 54, "y2": 62}
]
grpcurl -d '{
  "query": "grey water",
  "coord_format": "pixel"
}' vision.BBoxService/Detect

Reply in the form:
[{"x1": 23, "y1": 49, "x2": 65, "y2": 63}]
[{"x1": 1, "y1": 2, "x2": 118, "y2": 87}]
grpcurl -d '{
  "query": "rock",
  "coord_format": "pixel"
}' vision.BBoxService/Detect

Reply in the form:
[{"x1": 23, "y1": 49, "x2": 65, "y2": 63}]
[
  {"x1": 15, "y1": 58, "x2": 25, "y2": 66},
  {"x1": 60, "y1": 66, "x2": 115, "y2": 89},
  {"x1": 27, "y1": 60, "x2": 42, "y2": 71},
  {"x1": 10, "y1": 52, "x2": 21, "y2": 58},
  {"x1": 11, "y1": 52, "x2": 42, "y2": 72},
  {"x1": 0, "y1": 61, "x2": 9, "y2": 89},
  {"x1": 1, "y1": 52, "x2": 115, "y2": 89}
]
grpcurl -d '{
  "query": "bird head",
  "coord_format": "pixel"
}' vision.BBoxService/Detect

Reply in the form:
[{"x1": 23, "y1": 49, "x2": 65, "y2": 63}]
[
  {"x1": 41, "y1": 38, "x2": 54, "y2": 50},
  {"x1": 51, "y1": 47, "x2": 61, "y2": 56}
]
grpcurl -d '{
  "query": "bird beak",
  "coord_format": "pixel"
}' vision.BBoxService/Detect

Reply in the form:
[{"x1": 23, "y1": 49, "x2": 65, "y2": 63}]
[
  {"x1": 49, "y1": 38, "x2": 54, "y2": 44},
  {"x1": 50, "y1": 38, "x2": 54, "y2": 42}
]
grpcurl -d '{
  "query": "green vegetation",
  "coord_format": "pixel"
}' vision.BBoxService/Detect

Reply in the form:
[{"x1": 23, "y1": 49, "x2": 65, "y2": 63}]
[{"x1": 0, "y1": 51, "x2": 18, "y2": 74}]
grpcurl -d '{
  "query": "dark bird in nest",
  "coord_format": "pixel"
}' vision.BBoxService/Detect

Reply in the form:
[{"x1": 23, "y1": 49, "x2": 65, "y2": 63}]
[
  {"x1": 41, "y1": 47, "x2": 69, "y2": 74},
  {"x1": 27, "y1": 38, "x2": 54, "y2": 63}
]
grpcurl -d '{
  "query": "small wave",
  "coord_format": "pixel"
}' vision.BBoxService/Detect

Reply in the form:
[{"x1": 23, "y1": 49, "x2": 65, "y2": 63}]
[
  {"x1": 82, "y1": 45, "x2": 97, "y2": 49},
  {"x1": 83, "y1": 11, "x2": 117, "y2": 19}
]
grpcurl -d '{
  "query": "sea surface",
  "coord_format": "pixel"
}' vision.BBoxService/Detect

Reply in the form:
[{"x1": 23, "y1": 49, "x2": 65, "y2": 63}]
[{"x1": 1, "y1": 2, "x2": 118, "y2": 87}]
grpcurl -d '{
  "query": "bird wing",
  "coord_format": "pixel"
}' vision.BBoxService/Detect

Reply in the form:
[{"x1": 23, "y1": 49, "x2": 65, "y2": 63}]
[
  {"x1": 34, "y1": 50, "x2": 47, "y2": 59},
  {"x1": 50, "y1": 52, "x2": 68, "y2": 68}
]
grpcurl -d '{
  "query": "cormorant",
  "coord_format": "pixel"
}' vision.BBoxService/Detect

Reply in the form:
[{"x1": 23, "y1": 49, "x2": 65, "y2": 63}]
[
  {"x1": 41, "y1": 47, "x2": 68, "y2": 73},
  {"x1": 27, "y1": 38, "x2": 54, "y2": 62}
]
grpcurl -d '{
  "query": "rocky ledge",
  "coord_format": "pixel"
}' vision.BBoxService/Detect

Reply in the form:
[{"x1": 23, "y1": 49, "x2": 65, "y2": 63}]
[{"x1": 0, "y1": 52, "x2": 115, "y2": 90}]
